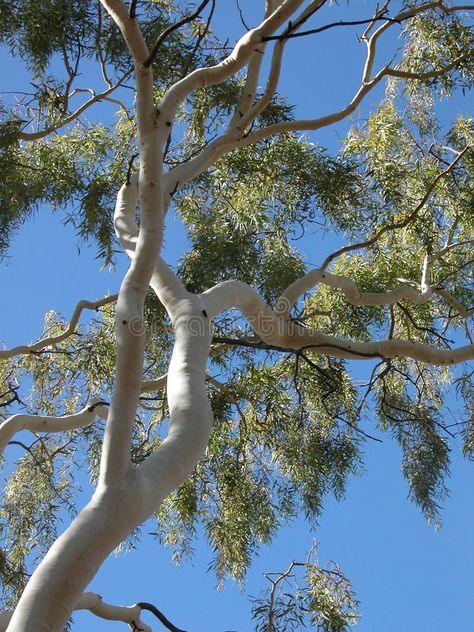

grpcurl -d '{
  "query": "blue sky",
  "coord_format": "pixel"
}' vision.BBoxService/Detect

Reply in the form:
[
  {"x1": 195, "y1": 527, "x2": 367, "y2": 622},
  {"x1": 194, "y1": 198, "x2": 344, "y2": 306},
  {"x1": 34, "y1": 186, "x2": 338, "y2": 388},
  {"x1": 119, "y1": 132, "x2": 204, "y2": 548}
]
[{"x1": 1, "y1": 1, "x2": 473, "y2": 630}]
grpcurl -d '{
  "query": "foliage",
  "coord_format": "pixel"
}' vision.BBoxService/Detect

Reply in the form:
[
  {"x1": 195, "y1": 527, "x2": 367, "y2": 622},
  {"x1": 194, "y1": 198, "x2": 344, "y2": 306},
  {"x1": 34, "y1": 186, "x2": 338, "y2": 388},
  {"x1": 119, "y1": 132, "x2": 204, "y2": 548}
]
[{"x1": 251, "y1": 543, "x2": 359, "y2": 632}]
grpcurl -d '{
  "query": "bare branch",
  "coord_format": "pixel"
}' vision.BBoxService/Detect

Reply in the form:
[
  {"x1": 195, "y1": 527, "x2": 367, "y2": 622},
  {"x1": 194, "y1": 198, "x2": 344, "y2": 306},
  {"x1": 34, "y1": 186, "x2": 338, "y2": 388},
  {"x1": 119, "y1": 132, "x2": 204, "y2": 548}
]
[
  {"x1": 0, "y1": 294, "x2": 118, "y2": 360},
  {"x1": 164, "y1": 61, "x2": 385, "y2": 193},
  {"x1": 137, "y1": 602, "x2": 186, "y2": 632},
  {"x1": 129, "y1": 0, "x2": 138, "y2": 19},
  {"x1": 69, "y1": 87, "x2": 132, "y2": 119},
  {"x1": 0, "y1": 399, "x2": 109, "y2": 459},
  {"x1": 385, "y1": 51, "x2": 474, "y2": 80},
  {"x1": 439, "y1": 3, "x2": 474, "y2": 12},
  {"x1": 201, "y1": 280, "x2": 474, "y2": 365},
  {"x1": 97, "y1": 4, "x2": 114, "y2": 88},
  {"x1": 180, "y1": 0, "x2": 216, "y2": 79},
  {"x1": 96, "y1": 0, "x2": 165, "y2": 486},
  {"x1": 262, "y1": 12, "x2": 397, "y2": 41},
  {"x1": 362, "y1": 0, "x2": 439, "y2": 82},
  {"x1": 236, "y1": 0, "x2": 251, "y2": 30},
  {"x1": 17, "y1": 75, "x2": 132, "y2": 141},
  {"x1": 435, "y1": 289, "x2": 474, "y2": 319},
  {"x1": 157, "y1": 0, "x2": 306, "y2": 144},
  {"x1": 274, "y1": 146, "x2": 473, "y2": 323},
  {"x1": 229, "y1": 0, "x2": 326, "y2": 131},
  {"x1": 279, "y1": 259, "x2": 435, "y2": 318},
  {"x1": 0, "y1": 592, "x2": 184, "y2": 632}
]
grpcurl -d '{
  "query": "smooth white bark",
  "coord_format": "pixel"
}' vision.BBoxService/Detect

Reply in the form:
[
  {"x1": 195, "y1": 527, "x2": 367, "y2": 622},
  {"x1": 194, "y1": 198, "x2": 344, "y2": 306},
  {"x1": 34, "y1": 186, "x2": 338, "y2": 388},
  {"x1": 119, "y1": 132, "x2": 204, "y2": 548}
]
[
  {"x1": 0, "y1": 400, "x2": 108, "y2": 458},
  {"x1": 5, "y1": 1, "x2": 163, "y2": 628},
  {"x1": 163, "y1": 0, "x2": 468, "y2": 197},
  {"x1": 4, "y1": 475, "x2": 156, "y2": 632},
  {"x1": 201, "y1": 280, "x2": 474, "y2": 365},
  {"x1": 113, "y1": 165, "x2": 214, "y2": 499},
  {"x1": 277, "y1": 258, "x2": 433, "y2": 320},
  {"x1": 0, "y1": 593, "x2": 152, "y2": 632},
  {"x1": 100, "y1": 0, "x2": 164, "y2": 485}
]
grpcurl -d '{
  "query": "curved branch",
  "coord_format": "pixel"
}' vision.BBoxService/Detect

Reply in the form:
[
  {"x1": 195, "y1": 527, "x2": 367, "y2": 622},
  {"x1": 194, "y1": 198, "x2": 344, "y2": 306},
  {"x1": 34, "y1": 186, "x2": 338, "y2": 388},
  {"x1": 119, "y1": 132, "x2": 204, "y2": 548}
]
[
  {"x1": 141, "y1": 374, "x2": 168, "y2": 393},
  {"x1": 0, "y1": 592, "x2": 182, "y2": 632},
  {"x1": 435, "y1": 289, "x2": 474, "y2": 319},
  {"x1": 144, "y1": 0, "x2": 213, "y2": 67},
  {"x1": 7, "y1": 4, "x2": 166, "y2": 628},
  {"x1": 385, "y1": 51, "x2": 474, "y2": 80},
  {"x1": 201, "y1": 280, "x2": 474, "y2": 365},
  {"x1": 233, "y1": 23, "x2": 286, "y2": 134},
  {"x1": 77, "y1": 593, "x2": 152, "y2": 631},
  {"x1": 230, "y1": 0, "x2": 326, "y2": 133},
  {"x1": 262, "y1": 12, "x2": 397, "y2": 42},
  {"x1": 0, "y1": 295, "x2": 118, "y2": 360},
  {"x1": 227, "y1": 31, "x2": 268, "y2": 128},
  {"x1": 69, "y1": 87, "x2": 132, "y2": 119},
  {"x1": 319, "y1": 144, "x2": 473, "y2": 270},
  {"x1": 113, "y1": 175, "x2": 215, "y2": 509},
  {"x1": 165, "y1": 0, "x2": 472, "y2": 192},
  {"x1": 96, "y1": 0, "x2": 166, "y2": 487},
  {"x1": 278, "y1": 258, "x2": 433, "y2": 320},
  {"x1": 238, "y1": 48, "x2": 471, "y2": 144},
  {"x1": 0, "y1": 399, "x2": 109, "y2": 459},
  {"x1": 156, "y1": 0, "x2": 306, "y2": 148},
  {"x1": 164, "y1": 65, "x2": 386, "y2": 194},
  {"x1": 17, "y1": 76, "x2": 132, "y2": 141},
  {"x1": 137, "y1": 602, "x2": 186, "y2": 632},
  {"x1": 164, "y1": 0, "x2": 468, "y2": 193},
  {"x1": 275, "y1": 146, "x2": 473, "y2": 318}
]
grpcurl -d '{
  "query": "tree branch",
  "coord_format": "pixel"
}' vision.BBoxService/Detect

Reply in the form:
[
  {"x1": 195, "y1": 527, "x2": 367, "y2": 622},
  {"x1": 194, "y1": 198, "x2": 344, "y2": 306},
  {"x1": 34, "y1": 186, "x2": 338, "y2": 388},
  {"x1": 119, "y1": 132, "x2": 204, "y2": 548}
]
[
  {"x1": 0, "y1": 592, "x2": 185, "y2": 632},
  {"x1": 137, "y1": 602, "x2": 186, "y2": 632},
  {"x1": 17, "y1": 75, "x2": 132, "y2": 141},
  {"x1": 129, "y1": 0, "x2": 138, "y2": 19},
  {"x1": 385, "y1": 51, "x2": 474, "y2": 80},
  {"x1": 156, "y1": 0, "x2": 306, "y2": 148},
  {"x1": 274, "y1": 146, "x2": 473, "y2": 321},
  {"x1": 277, "y1": 257, "x2": 434, "y2": 321},
  {"x1": 262, "y1": 12, "x2": 398, "y2": 41},
  {"x1": 144, "y1": 0, "x2": 213, "y2": 68},
  {"x1": 201, "y1": 280, "x2": 474, "y2": 365},
  {"x1": 0, "y1": 295, "x2": 118, "y2": 360},
  {"x1": 7, "y1": 4, "x2": 166, "y2": 628},
  {"x1": 0, "y1": 399, "x2": 109, "y2": 459},
  {"x1": 166, "y1": 0, "x2": 412, "y2": 193},
  {"x1": 164, "y1": 58, "x2": 385, "y2": 193},
  {"x1": 96, "y1": 0, "x2": 165, "y2": 486},
  {"x1": 319, "y1": 144, "x2": 473, "y2": 270},
  {"x1": 229, "y1": 0, "x2": 326, "y2": 132}
]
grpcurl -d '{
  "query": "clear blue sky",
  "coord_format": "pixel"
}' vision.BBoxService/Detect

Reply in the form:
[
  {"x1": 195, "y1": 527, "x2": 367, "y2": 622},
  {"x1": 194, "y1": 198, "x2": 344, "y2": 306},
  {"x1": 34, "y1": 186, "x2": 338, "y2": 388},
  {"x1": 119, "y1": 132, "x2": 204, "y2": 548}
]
[{"x1": 1, "y1": 2, "x2": 473, "y2": 631}]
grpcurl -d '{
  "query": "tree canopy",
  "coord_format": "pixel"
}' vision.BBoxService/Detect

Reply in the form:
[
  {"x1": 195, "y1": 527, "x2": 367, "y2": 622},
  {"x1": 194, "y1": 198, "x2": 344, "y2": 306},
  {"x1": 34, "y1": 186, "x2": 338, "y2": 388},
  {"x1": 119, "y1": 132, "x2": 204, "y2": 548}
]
[{"x1": 0, "y1": 1, "x2": 473, "y2": 630}]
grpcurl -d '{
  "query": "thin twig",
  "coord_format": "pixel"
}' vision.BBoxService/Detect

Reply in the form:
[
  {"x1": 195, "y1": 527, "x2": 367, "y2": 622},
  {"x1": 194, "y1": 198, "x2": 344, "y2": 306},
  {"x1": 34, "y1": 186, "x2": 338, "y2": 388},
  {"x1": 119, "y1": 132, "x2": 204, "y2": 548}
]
[
  {"x1": 263, "y1": 13, "x2": 397, "y2": 41},
  {"x1": 0, "y1": 295, "x2": 118, "y2": 360},
  {"x1": 129, "y1": 0, "x2": 138, "y2": 19},
  {"x1": 144, "y1": 0, "x2": 213, "y2": 68},
  {"x1": 321, "y1": 145, "x2": 473, "y2": 270}
]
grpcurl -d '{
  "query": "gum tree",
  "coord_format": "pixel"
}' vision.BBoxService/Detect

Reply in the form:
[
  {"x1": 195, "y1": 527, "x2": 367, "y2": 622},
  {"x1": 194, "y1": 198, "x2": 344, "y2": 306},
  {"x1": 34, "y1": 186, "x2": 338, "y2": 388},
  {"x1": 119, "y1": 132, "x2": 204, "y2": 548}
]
[{"x1": 0, "y1": 1, "x2": 473, "y2": 630}]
